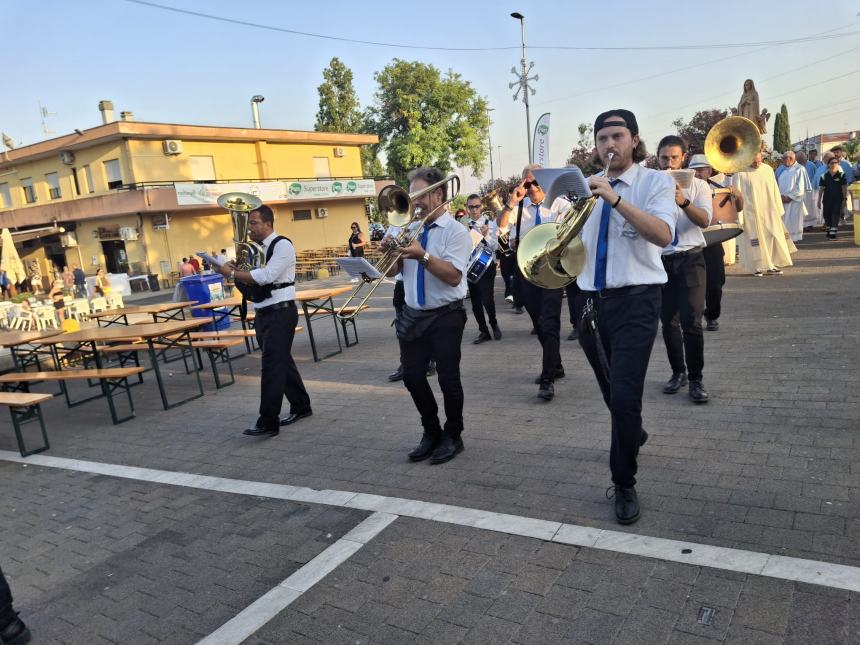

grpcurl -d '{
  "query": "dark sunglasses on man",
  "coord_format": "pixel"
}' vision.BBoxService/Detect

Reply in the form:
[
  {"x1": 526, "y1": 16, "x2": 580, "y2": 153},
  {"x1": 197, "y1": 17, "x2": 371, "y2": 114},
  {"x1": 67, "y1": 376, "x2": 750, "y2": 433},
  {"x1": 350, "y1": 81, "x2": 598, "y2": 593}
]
[{"x1": 524, "y1": 179, "x2": 540, "y2": 189}]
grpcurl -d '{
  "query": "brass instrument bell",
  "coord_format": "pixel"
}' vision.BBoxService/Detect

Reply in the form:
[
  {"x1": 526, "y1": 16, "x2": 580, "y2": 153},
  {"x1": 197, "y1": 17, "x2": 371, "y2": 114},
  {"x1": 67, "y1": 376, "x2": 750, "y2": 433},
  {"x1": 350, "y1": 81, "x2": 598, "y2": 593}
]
[{"x1": 704, "y1": 116, "x2": 762, "y2": 174}]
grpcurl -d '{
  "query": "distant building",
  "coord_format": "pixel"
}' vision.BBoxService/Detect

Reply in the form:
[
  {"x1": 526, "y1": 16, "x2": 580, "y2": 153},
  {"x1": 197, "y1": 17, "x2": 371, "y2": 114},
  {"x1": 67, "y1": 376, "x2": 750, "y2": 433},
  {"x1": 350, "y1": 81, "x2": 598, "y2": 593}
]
[
  {"x1": 0, "y1": 101, "x2": 382, "y2": 283},
  {"x1": 793, "y1": 130, "x2": 859, "y2": 154}
]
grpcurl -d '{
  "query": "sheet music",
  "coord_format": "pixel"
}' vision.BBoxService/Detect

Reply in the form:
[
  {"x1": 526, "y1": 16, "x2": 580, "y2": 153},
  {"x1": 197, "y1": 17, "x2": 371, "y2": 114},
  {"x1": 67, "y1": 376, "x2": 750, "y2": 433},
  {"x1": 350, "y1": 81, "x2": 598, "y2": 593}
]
[
  {"x1": 197, "y1": 252, "x2": 225, "y2": 268},
  {"x1": 335, "y1": 257, "x2": 382, "y2": 279},
  {"x1": 532, "y1": 167, "x2": 592, "y2": 206}
]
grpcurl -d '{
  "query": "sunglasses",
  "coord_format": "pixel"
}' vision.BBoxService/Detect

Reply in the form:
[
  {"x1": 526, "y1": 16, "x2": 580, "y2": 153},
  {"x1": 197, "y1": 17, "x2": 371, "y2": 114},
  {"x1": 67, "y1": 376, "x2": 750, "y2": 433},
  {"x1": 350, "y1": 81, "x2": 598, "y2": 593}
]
[
  {"x1": 351, "y1": 226, "x2": 358, "y2": 229},
  {"x1": 467, "y1": 204, "x2": 482, "y2": 209},
  {"x1": 524, "y1": 180, "x2": 540, "y2": 189}
]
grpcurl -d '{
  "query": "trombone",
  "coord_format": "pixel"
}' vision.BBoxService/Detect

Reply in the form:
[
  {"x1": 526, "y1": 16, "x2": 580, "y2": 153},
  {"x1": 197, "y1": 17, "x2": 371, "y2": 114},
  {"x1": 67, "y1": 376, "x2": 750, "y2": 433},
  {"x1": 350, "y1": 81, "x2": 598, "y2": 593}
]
[{"x1": 336, "y1": 174, "x2": 461, "y2": 320}]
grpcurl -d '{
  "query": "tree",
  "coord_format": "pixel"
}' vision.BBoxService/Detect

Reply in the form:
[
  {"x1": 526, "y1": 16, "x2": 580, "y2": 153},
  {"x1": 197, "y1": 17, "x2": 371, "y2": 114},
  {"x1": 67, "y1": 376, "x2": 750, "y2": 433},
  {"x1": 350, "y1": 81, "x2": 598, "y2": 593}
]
[
  {"x1": 672, "y1": 108, "x2": 729, "y2": 156},
  {"x1": 566, "y1": 123, "x2": 600, "y2": 176},
  {"x1": 314, "y1": 57, "x2": 361, "y2": 133},
  {"x1": 365, "y1": 59, "x2": 489, "y2": 186},
  {"x1": 772, "y1": 104, "x2": 791, "y2": 154}
]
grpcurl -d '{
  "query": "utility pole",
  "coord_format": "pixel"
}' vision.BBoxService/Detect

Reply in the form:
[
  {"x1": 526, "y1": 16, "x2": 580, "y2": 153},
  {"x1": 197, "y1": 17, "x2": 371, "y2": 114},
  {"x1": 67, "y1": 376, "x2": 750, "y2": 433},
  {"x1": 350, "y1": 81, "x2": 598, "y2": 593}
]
[
  {"x1": 487, "y1": 106, "x2": 495, "y2": 183},
  {"x1": 509, "y1": 12, "x2": 538, "y2": 164}
]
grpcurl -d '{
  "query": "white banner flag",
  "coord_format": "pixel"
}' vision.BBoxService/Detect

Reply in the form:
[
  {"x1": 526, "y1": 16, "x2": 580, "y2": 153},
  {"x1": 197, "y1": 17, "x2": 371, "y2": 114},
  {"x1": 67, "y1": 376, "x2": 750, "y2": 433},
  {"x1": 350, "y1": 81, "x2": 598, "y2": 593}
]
[{"x1": 533, "y1": 113, "x2": 550, "y2": 166}]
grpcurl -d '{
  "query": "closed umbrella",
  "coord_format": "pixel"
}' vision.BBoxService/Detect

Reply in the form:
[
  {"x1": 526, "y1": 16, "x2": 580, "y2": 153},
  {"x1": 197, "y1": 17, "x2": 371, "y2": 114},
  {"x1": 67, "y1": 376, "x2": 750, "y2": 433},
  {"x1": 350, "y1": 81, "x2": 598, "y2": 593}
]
[{"x1": 1, "y1": 228, "x2": 26, "y2": 295}]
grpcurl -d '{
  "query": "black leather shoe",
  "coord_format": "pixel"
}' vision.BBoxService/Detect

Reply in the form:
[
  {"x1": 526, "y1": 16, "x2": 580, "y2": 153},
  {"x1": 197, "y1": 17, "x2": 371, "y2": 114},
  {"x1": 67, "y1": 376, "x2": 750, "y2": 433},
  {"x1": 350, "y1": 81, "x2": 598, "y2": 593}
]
[
  {"x1": 426, "y1": 361, "x2": 436, "y2": 377},
  {"x1": 706, "y1": 319, "x2": 719, "y2": 331},
  {"x1": 689, "y1": 380, "x2": 710, "y2": 404},
  {"x1": 514, "y1": 306, "x2": 524, "y2": 314},
  {"x1": 0, "y1": 614, "x2": 31, "y2": 645},
  {"x1": 429, "y1": 435, "x2": 464, "y2": 465},
  {"x1": 534, "y1": 367, "x2": 565, "y2": 384},
  {"x1": 408, "y1": 432, "x2": 441, "y2": 462},
  {"x1": 243, "y1": 426, "x2": 279, "y2": 437},
  {"x1": 537, "y1": 381, "x2": 555, "y2": 401},
  {"x1": 608, "y1": 486, "x2": 640, "y2": 525},
  {"x1": 567, "y1": 328, "x2": 578, "y2": 341},
  {"x1": 473, "y1": 332, "x2": 492, "y2": 344},
  {"x1": 280, "y1": 410, "x2": 313, "y2": 426},
  {"x1": 492, "y1": 325, "x2": 502, "y2": 340},
  {"x1": 663, "y1": 372, "x2": 688, "y2": 394},
  {"x1": 388, "y1": 365, "x2": 404, "y2": 382},
  {"x1": 640, "y1": 429, "x2": 649, "y2": 447}
]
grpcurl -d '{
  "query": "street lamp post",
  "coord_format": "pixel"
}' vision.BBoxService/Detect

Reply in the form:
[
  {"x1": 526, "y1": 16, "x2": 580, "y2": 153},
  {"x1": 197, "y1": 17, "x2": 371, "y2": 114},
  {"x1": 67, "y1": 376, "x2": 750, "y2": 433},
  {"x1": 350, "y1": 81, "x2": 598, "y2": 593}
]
[
  {"x1": 497, "y1": 145, "x2": 503, "y2": 179},
  {"x1": 251, "y1": 95, "x2": 265, "y2": 128},
  {"x1": 487, "y1": 106, "x2": 495, "y2": 183},
  {"x1": 509, "y1": 12, "x2": 538, "y2": 164}
]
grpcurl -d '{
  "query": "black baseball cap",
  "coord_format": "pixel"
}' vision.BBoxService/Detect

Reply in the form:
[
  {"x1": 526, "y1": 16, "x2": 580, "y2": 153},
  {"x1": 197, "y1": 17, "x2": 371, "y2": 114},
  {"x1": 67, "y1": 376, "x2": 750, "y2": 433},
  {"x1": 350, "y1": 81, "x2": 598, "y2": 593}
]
[{"x1": 594, "y1": 109, "x2": 639, "y2": 140}]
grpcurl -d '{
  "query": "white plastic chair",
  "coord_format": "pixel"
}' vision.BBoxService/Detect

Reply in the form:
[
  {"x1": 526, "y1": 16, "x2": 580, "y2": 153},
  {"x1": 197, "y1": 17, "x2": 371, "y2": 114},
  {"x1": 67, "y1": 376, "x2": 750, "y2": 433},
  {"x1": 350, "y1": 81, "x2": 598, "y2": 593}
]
[
  {"x1": 10, "y1": 309, "x2": 34, "y2": 330},
  {"x1": 106, "y1": 292, "x2": 124, "y2": 309},
  {"x1": 90, "y1": 297, "x2": 107, "y2": 313},
  {"x1": 33, "y1": 305, "x2": 58, "y2": 330},
  {"x1": 65, "y1": 298, "x2": 90, "y2": 322}
]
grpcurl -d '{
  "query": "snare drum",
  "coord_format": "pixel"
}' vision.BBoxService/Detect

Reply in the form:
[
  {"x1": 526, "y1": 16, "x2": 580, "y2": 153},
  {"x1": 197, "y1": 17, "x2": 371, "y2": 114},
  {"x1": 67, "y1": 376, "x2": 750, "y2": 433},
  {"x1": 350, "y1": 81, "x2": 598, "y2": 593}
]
[
  {"x1": 703, "y1": 187, "x2": 743, "y2": 246},
  {"x1": 466, "y1": 244, "x2": 495, "y2": 283}
]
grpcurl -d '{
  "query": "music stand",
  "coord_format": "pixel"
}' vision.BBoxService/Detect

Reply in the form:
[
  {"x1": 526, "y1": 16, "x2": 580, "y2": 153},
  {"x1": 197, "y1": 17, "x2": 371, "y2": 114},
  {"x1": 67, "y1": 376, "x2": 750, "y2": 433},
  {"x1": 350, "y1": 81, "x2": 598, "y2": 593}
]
[{"x1": 335, "y1": 257, "x2": 382, "y2": 283}]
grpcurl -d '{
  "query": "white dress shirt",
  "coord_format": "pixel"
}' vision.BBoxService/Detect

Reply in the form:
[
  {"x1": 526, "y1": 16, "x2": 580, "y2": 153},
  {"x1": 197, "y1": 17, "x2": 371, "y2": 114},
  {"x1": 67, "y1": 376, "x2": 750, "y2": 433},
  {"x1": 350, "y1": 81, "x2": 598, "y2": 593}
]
[
  {"x1": 402, "y1": 211, "x2": 472, "y2": 309},
  {"x1": 465, "y1": 215, "x2": 499, "y2": 252},
  {"x1": 662, "y1": 176, "x2": 712, "y2": 255},
  {"x1": 577, "y1": 163, "x2": 677, "y2": 291},
  {"x1": 249, "y1": 231, "x2": 297, "y2": 307},
  {"x1": 385, "y1": 224, "x2": 404, "y2": 282},
  {"x1": 509, "y1": 198, "x2": 556, "y2": 243}
]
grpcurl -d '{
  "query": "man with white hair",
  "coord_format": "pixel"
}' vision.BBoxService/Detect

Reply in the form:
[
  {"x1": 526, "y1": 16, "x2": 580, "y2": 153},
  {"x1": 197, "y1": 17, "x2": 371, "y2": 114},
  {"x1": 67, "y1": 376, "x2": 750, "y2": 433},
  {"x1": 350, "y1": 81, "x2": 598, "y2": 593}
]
[{"x1": 777, "y1": 151, "x2": 810, "y2": 242}]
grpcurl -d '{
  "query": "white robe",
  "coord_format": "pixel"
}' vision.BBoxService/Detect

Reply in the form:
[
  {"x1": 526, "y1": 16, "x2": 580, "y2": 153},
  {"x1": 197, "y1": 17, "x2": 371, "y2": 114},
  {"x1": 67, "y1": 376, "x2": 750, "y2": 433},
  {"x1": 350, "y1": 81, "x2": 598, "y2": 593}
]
[
  {"x1": 777, "y1": 163, "x2": 810, "y2": 242},
  {"x1": 734, "y1": 164, "x2": 797, "y2": 274}
]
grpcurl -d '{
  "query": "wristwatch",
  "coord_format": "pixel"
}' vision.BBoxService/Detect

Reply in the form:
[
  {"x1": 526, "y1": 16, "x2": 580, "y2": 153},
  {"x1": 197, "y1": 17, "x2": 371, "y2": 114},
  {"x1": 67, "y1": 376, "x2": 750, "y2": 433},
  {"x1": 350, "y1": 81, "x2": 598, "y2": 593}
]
[
  {"x1": 679, "y1": 198, "x2": 691, "y2": 209},
  {"x1": 418, "y1": 252, "x2": 430, "y2": 266}
]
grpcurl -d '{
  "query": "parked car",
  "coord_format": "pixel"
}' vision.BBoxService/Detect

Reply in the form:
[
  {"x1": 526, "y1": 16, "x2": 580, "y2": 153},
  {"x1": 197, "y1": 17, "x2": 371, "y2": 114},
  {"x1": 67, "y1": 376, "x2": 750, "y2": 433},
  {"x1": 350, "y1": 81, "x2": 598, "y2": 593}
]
[{"x1": 369, "y1": 222, "x2": 385, "y2": 241}]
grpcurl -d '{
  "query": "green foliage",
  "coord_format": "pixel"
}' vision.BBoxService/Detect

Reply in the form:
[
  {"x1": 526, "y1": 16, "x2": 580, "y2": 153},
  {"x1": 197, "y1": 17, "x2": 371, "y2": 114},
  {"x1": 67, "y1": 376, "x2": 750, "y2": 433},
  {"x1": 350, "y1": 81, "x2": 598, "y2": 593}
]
[
  {"x1": 772, "y1": 104, "x2": 791, "y2": 154},
  {"x1": 841, "y1": 138, "x2": 860, "y2": 158},
  {"x1": 672, "y1": 108, "x2": 729, "y2": 156},
  {"x1": 10, "y1": 292, "x2": 34, "y2": 303},
  {"x1": 365, "y1": 59, "x2": 489, "y2": 186},
  {"x1": 566, "y1": 123, "x2": 599, "y2": 176},
  {"x1": 314, "y1": 57, "x2": 361, "y2": 133}
]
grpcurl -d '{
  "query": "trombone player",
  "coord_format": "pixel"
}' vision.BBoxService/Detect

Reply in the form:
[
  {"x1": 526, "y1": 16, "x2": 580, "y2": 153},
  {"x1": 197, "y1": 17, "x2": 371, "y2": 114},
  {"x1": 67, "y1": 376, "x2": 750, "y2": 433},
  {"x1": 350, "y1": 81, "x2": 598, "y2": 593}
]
[{"x1": 388, "y1": 167, "x2": 472, "y2": 465}]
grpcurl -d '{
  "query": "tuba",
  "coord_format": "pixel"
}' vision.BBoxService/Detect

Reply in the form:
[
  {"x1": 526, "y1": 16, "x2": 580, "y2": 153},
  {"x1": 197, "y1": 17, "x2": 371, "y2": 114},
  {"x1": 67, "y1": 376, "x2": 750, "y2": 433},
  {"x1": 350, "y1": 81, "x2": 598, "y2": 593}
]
[
  {"x1": 516, "y1": 163, "x2": 609, "y2": 289},
  {"x1": 336, "y1": 175, "x2": 460, "y2": 320},
  {"x1": 704, "y1": 116, "x2": 761, "y2": 174},
  {"x1": 217, "y1": 192, "x2": 264, "y2": 307}
]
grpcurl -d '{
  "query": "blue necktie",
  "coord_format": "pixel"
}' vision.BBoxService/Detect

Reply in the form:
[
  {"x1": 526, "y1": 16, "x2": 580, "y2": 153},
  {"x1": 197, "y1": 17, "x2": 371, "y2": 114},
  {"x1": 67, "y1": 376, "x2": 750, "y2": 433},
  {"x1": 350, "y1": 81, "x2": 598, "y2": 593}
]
[
  {"x1": 594, "y1": 180, "x2": 620, "y2": 292},
  {"x1": 416, "y1": 223, "x2": 436, "y2": 307},
  {"x1": 534, "y1": 204, "x2": 542, "y2": 226}
]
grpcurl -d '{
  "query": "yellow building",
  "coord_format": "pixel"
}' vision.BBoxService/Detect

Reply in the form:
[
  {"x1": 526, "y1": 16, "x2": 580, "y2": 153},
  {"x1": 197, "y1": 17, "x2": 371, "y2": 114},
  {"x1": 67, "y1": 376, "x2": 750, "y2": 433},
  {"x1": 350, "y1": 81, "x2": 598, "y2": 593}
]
[{"x1": 0, "y1": 104, "x2": 380, "y2": 285}]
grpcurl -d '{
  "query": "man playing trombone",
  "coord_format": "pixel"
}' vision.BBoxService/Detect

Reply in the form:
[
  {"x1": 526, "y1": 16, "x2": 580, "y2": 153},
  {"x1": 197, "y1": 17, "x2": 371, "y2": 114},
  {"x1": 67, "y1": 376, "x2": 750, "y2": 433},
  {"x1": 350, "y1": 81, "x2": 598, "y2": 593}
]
[{"x1": 388, "y1": 167, "x2": 472, "y2": 465}]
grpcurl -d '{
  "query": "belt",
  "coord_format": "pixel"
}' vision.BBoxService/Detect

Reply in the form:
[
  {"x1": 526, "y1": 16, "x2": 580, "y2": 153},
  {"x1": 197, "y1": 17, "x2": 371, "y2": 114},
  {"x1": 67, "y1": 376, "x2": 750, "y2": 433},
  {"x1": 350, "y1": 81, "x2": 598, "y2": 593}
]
[
  {"x1": 581, "y1": 285, "x2": 659, "y2": 299},
  {"x1": 255, "y1": 300, "x2": 295, "y2": 315},
  {"x1": 414, "y1": 299, "x2": 465, "y2": 313},
  {"x1": 664, "y1": 247, "x2": 703, "y2": 258}
]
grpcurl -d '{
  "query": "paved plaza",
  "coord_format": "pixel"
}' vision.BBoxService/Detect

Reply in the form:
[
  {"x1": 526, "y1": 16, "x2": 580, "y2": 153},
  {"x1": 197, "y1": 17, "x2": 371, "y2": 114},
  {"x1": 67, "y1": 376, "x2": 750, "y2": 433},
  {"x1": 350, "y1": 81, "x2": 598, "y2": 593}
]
[{"x1": 1, "y1": 228, "x2": 859, "y2": 644}]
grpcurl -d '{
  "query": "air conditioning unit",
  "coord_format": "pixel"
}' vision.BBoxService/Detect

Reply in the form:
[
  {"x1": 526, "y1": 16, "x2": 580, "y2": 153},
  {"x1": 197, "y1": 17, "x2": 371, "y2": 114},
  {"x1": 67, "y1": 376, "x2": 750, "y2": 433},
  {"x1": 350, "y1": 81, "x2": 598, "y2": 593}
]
[
  {"x1": 162, "y1": 139, "x2": 183, "y2": 155},
  {"x1": 60, "y1": 232, "x2": 78, "y2": 248},
  {"x1": 316, "y1": 207, "x2": 329, "y2": 218},
  {"x1": 119, "y1": 226, "x2": 139, "y2": 241},
  {"x1": 152, "y1": 214, "x2": 170, "y2": 230},
  {"x1": 59, "y1": 150, "x2": 75, "y2": 165},
  {"x1": 333, "y1": 146, "x2": 345, "y2": 157}
]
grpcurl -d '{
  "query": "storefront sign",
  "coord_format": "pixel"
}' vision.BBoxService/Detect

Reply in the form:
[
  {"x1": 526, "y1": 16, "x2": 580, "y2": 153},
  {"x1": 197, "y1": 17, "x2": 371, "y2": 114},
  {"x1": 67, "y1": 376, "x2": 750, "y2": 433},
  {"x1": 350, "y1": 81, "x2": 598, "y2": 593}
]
[
  {"x1": 97, "y1": 226, "x2": 121, "y2": 240},
  {"x1": 175, "y1": 179, "x2": 376, "y2": 206}
]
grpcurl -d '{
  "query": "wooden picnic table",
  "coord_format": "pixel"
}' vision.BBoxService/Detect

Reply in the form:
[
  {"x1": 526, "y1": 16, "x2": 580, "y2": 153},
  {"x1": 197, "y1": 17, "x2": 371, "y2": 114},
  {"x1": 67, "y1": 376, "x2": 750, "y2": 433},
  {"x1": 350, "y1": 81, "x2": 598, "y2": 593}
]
[
  {"x1": 0, "y1": 329, "x2": 65, "y2": 372},
  {"x1": 87, "y1": 300, "x2": 198, "y2": 326},
  {"x1": 40, "y1": 319, "x2": 207, "y2": 410}
]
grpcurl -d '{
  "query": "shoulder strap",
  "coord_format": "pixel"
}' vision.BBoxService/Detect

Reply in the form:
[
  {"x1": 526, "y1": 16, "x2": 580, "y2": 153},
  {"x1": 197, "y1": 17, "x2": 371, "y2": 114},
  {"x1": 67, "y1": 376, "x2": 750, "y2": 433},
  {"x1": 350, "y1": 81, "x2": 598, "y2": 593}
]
[
  {"x1": 515, "y1": 201, "x2": 524, "y2": 251},
  {"x1": 265, "y1": 236, "x2": 290, "y2": 263}
]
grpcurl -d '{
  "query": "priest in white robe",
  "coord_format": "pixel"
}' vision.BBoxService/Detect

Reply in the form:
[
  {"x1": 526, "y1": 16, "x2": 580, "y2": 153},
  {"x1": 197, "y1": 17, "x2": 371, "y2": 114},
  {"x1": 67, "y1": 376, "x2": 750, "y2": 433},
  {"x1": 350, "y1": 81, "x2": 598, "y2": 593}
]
[
  {"x1": 734, "y1": 152, "x2": 797, "y2": 276},
  {"x1": 777, "y1": 151, "x2": 810, "y2": 242}
]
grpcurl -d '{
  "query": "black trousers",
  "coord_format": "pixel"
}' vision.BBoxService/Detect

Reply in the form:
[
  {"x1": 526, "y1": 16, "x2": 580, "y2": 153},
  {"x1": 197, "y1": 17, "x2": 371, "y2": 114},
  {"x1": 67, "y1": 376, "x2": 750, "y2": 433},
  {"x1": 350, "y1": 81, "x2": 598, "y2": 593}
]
[
  {"x1": 0, "y1": 565, "x2": 14, "y2": 627},
  {"x1": 661, "y1": 251, "x2": 707, "y2": 382},
  {"x1": 702, "y1": 243, "x2": 725, "y2": 323},
  {"x1": 254, "y1": 303, "x2": 311, "y2": 431},
  {"x1": 498, "y1": 252, "x2": 516, "y2": 299},
  {"x1": 468, "y1": 263, "x2": 498, "y2": 333},
  {"x1": 823, "y1": 197, "x2": 842, "y2": 228},
  {"x1": 519, "y1": 275, "x2": 563, "y2": 382},
  {"x1": 565, "y1": 281, "x2": 580, "y2": 327},
  {"x1": 400, "y1": 307, "x2": 466, "y2": 437},
  {"x1": 575, "y1": 286, "x2": 661, "y2": 487},
  {"x1": 393, "y1": 280, "x2": 405, "y2": 315}
]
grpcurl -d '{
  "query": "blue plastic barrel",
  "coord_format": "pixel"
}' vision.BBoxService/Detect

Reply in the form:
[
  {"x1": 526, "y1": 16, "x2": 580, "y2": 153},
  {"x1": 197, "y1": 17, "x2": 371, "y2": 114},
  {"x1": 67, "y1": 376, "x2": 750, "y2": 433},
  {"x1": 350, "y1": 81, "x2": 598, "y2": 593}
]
[{"x1": 180, "y1": 274, "x2": 230, "y2": 331}]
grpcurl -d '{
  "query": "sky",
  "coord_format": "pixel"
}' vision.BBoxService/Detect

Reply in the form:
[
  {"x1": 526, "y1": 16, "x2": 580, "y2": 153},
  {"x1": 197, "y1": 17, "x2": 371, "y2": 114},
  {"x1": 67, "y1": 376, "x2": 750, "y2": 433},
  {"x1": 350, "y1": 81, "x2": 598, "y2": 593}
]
[{"x1": 2, "y1": 0, "x2": 860, "y2": 193}]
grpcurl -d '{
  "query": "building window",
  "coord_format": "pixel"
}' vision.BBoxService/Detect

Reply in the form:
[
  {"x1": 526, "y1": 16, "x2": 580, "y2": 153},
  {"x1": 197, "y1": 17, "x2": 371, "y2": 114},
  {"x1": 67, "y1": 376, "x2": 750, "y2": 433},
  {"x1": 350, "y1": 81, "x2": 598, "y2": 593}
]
[
  {"x1": 21, "y1": 177, "x2": 36, "y2": 204},
  {"x1": 312, "y1": 157, "x2": 331, "y2": 178},
  {"x1": 293, "y1": 209, "x2": 312, "y2": 221},
  {"x1": 188, "y1": 155, "x2": 216, "y2": 181},
  {"x1": 83, "y1": 164, "x2": 95, "y2": 193},
  {"x1": 46, "y1": 172, "x2": 62, "y2": 199},
  {"x1": 0, "y1": 182, "x2": 11, "y2": 208},
  {"x1": 103, "y1": 158, "x2": 122, "y2": 189},
  {"x1": 71, "y1": 167, "x2": 82, "y2": 195}
]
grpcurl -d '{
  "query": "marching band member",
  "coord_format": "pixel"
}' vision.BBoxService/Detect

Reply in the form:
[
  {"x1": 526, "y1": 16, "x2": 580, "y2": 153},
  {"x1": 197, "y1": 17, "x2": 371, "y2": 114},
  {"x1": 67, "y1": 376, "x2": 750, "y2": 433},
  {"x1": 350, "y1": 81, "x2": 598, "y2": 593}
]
[
  {"x1": 390, "y1": 167, "x2": 472, "y2": 465},
  {"x1": 464, "y1": 193, "x2": 502, "y2": 343},
  {"x1": 499, "y1": 165, "x2": 564, "y2": 401},
  {"x1": 215, "y1": 204, "x2": 312, "y2": 437},
  {"x1": 573, "y1": 109, "x2": 677, "y2": 524},
  {"x1": 656, "y1": 136, "x2": 712, "y2": 404}
]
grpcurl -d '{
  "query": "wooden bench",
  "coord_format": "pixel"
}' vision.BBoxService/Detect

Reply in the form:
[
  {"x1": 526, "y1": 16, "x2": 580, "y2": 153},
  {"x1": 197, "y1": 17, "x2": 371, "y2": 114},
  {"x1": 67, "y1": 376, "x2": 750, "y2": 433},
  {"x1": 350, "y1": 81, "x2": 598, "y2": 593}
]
[
  {"x1": 189, "y1": 339, "x2": 244, "y2": 389},
  {"x1": 0, "y1": 367, "x2": 144, "y2": 425},
  {"x1": 0, "y1": 391, "x2": 52, "y2": 456},
  {"x1": 96, "y1": 339, "x2": 196, "y2": 377}
]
